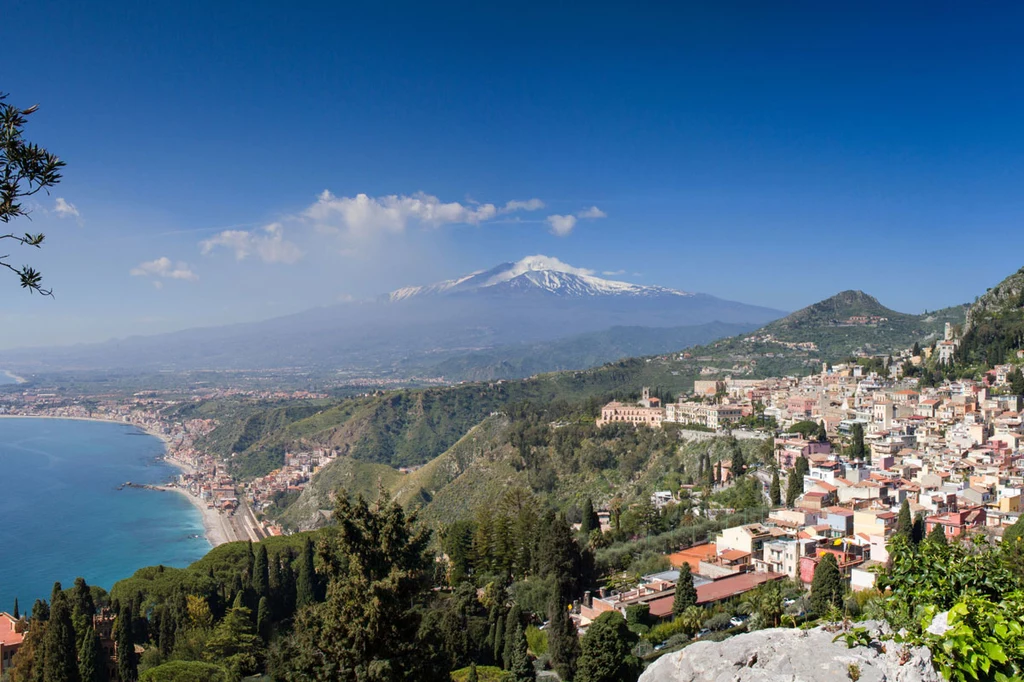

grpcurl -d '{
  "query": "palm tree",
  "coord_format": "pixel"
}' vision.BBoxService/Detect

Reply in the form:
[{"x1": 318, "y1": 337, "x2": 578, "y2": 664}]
[{"x1": 680, "y1": 606, "x2": 704, "y2": 636}]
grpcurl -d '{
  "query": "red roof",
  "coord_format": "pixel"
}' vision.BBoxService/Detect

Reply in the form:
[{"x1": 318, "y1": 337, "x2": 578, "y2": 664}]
[{"x1": 648, "y1": 572, "x2": 788, "y2": 617}]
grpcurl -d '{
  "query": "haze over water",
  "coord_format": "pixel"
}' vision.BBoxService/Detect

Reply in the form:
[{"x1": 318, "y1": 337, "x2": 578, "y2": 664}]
[{"x1": 0, "y1": 418, "x2": 210, "y2": 609}]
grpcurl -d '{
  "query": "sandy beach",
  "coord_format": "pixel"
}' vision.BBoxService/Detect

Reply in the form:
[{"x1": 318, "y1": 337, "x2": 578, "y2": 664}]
[{"x1": 156, "y1": 483, "x2": 235, "y2": 547}]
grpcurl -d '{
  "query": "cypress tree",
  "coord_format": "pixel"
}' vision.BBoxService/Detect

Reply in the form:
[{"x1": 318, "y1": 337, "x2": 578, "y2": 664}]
[
  {"x1": 912, "y1": 513, "x2": 925, "y2": 545},
  {"x1": 467, "y1": 662, "x2": 479, "y2": 682},
  {"x1": 507, "y1": 622, "x2": 535, "y2": 682},
  {"x1": 256, "y1": 596, "x2": 271, "y2": 642},
  {"x1": 731, "y1": 446, "x2": 746, "y2": 477},
  {"x1": 672, "y1": 563, "x2": 697, "y2": 617},
  {"x1": 43, "y1": 593, "x2": 80, "y2": 682},
  {"x1": 268, "y1": 552, "x2": 283, "y2": 615},
  {"x1": 115, "y1": 605, "x2": 137, "y2": 682},
  {"x1": 928, "y1": 523, "x2": 948, "y2": 546},
  {"x1": 296, "y1": 536, "x2": 317, "y2": 609},
  {"x1": 580, "y1": 498, "x2": 598, "y2": 536},
  {"x1": 279, "y1": 552, "x2": 297, "y2": 618},
  {"x1": 547, "y1": 598, "x2": 580, "y2": 682},
  {"x1": 809, "y1": 553, "x2": 844, "y2": 617},
  {"x1": 232, "y1": 591, "x2": 245, "y2": 610},
  {"x1": 896, "y1": 499, "x2": 912, "y2": 539},
  {"x1": 253, "y1": 544, "x2": 269, "y2": 598},
  {"x1": 13, "y1": 598, "x2": 18, "y2": 619},
  {"x1": 158, "y1": 605, "x2": 174, "y2": 657},
  {"x1": 769, "y1": 470, "x2": 781, "y2": 507},
  {"x1": 492, "y1": 609, "x2": 505, "y2": 666},
  {"x1": 714, "y1": 460, "x2": 722, "y2": 484},
  {"x1": 50, "y1": 582, "x2": 63, "y2": 606},
  {"x1": 78, "y1": 627, "x2": 106, "y2": 682},
  {"x1": 786, "y1": 470, "x2": 802, "y2": 507},
  {"x1": 503, "y1": 604, "x2": 522, "y2": 669}
]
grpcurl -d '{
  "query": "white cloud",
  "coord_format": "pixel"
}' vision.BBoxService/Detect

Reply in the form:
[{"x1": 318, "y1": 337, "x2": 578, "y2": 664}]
[
  {"x1": 546, "y1": 214, "x2": 577, "y2": 237},
  {"x1": 602, "y1": 269, "x2": 626, "y2": 276},
  {"x1": 502, "y1": 198, "x2": 545, "y2": 213},
  {"x1": 302, "y1": 191, "x2": 547, "y2": 236},
  {"x1": 54, "y1": 197, "x2": 80, "y2": 219},
  {"x1": 200, "y1": 223, "x2": 303, "y2": 264},
  {"x1": 130, "y1": 257, "x2": 198, "y2": 282},
  {"x1": 577, "y1": 206, "x2": 607, "y2": 219}
]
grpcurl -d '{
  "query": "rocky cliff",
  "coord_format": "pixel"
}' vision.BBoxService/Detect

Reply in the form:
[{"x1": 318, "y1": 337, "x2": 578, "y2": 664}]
[{"x1": 638, "y1": 625, "x2": 939, "y2": 682}]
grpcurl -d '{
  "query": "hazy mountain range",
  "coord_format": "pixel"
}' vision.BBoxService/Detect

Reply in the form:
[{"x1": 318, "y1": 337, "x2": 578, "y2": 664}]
[{"x1": 0, "y1": 255, "x2": 785, "y2": 375}]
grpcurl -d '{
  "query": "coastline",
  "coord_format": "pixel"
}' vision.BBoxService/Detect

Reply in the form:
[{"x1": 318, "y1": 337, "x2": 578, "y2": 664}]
[
  {"x1": 155, "y1": 482, "x2": 232, "y2": 548},
  {"x1": 1, "y1": 369, "x2": 26, "y2": 384},
  {"x1": 0, "y1": 413, "x2": 172, "y2": 446},
  {"x1": 0, "y1": 413, "x2": 232, "y2": 546}
]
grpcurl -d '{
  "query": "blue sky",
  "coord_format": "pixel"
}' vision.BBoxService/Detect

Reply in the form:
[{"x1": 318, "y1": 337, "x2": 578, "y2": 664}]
[{"x1": 4, "y1": 1, "x2": 1024, "y2": 349}]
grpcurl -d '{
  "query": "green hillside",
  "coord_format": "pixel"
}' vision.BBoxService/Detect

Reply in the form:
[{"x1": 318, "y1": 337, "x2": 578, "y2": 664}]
[
  {"x1": 182, "y1": 290, "x2": 969, "y2": 481},
  {"x1": 275, "y1": 406, "x2": 773, "y2": 532},
  {"x1": 955, "y1": 266, "x2": 1024, "y2": 367}
]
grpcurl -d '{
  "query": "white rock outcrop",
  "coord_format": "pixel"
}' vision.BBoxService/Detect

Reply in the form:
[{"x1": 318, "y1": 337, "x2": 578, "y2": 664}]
[{"x1": 639, "y1": 626, "x2": 939, "y2": 682}]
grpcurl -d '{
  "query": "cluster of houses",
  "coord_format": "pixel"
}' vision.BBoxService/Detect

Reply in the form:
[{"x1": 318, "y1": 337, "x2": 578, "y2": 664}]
[{"x1": 583, "y1": 336, "x2": 1024, "y2": 627}]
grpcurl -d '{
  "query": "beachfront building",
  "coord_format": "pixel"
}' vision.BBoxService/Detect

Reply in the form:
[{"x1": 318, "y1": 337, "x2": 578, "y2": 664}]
[{"x1": 0, "y1": 612, "x2": 23, "y2": 676}]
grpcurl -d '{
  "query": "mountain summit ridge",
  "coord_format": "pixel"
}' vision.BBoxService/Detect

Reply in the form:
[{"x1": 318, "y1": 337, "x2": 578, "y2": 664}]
[{"x1": 387, "y1": 254, "x2": 693, "y2": 301}]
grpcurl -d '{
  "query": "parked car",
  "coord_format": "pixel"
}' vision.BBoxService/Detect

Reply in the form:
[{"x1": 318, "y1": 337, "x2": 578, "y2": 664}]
[
  {"x1": 695, "y1": 628, "x2": 710, "y2": 639},
  {"x1": 783, "y1": 598, "x2": 797, "y2": 606},
  {"x1": 729, "y1": 615, "x2": 749, "y2": 628},
  {"x1": 654, "y1": 641, "x2": 669, "y2": 651}
]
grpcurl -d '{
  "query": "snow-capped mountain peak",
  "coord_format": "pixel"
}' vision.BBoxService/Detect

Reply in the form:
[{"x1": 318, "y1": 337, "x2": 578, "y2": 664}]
[{"x1": 387, "y1": 255, "x2": 692, "y2": 301}]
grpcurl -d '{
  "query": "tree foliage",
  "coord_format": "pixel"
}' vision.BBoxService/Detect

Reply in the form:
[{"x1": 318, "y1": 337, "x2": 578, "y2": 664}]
[
  {"x1": 0, "y1": 92, "x2": 65, "y2": 295},
  {"x1": 574, "y1": 611, "x2": 640, "y2": 682},
  {"x1": 275, "y1": 489, "x2": 448, "y2": 681}
]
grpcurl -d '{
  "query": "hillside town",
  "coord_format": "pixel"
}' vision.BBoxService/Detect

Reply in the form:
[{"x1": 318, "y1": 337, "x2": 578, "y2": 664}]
[{"x1": 579, "y1": 324, "x2": 1024, "y2": 628}]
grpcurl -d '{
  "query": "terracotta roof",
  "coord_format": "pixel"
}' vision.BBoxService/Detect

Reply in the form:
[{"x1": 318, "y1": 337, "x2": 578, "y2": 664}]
[
  {"x1": 647, "y1": 572, "x2": 789, "y2": 618},
  {"x1": 668, "y1": 543, "x2": 717, "y2": 569},
  {"x1": 719, "y1": 549, "x2": 751, "y2": 562}
]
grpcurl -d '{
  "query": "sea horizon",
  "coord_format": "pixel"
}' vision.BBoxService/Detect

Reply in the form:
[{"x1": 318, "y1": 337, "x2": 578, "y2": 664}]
[{"x1": 0, "y1": 417, "x2": 211, "y2": 610}]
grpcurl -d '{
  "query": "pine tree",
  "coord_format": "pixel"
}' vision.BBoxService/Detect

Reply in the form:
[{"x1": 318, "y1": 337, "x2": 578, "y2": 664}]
[
  {"x1": 896, "y1": 499, "x2": 913, "y2": 539},
  {"x1": 809, "y1": 553, "x2": 844, "y2": 617},
  {"x1": 672, "y1": 563, "x2": 697, "y2": 617},
  {"x1": 256, "y1": 597, "x2": 271, "y2": 642},
  {"x1": 547, "y1": 598, "x2": 580, "y2": 682},
  {"x1": 274, "y1": 490, "x2": 447, "y2": 681},
  {"x1": 574, "y1": 611, "x2": 640, "y2": 682},
  {"x1": 295, "y1": 536, "x2": 317, "y2": 610},
  {"x1": 115, "y1": 605, "x2": 137, "y2": 682},
  {"x1": 43, "y1": 593, "x2": 81, "y2": 682},
  {"x1": 769, "y1": 470, "x2": 781, "y2": 506},
  {"x1": 507, "y1": 623, "x2": 535, "y2": 682},
  {"x1": 78, "y1": 627, "x2": 106, "y2": 682},
  {"x1": 253, "y1": 544, "x2": 269, "y2": 599}
]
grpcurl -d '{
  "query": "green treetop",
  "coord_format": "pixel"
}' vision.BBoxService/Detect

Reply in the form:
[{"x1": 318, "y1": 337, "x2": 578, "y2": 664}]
[
  {"x1": 575, "y1": 611, "x2": 640, "y2": 682},
  {"x1": 672, "y1": 563, "x2": 697, "y2": 617},
  {"x1": 809, "y1": 553, "x2": 844, "y2": 618}
]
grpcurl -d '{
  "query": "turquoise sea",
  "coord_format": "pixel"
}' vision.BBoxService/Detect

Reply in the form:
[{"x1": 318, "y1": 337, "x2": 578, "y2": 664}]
[{"x1": 0, "y1": 418, "x2": 210, "y2": 611}]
